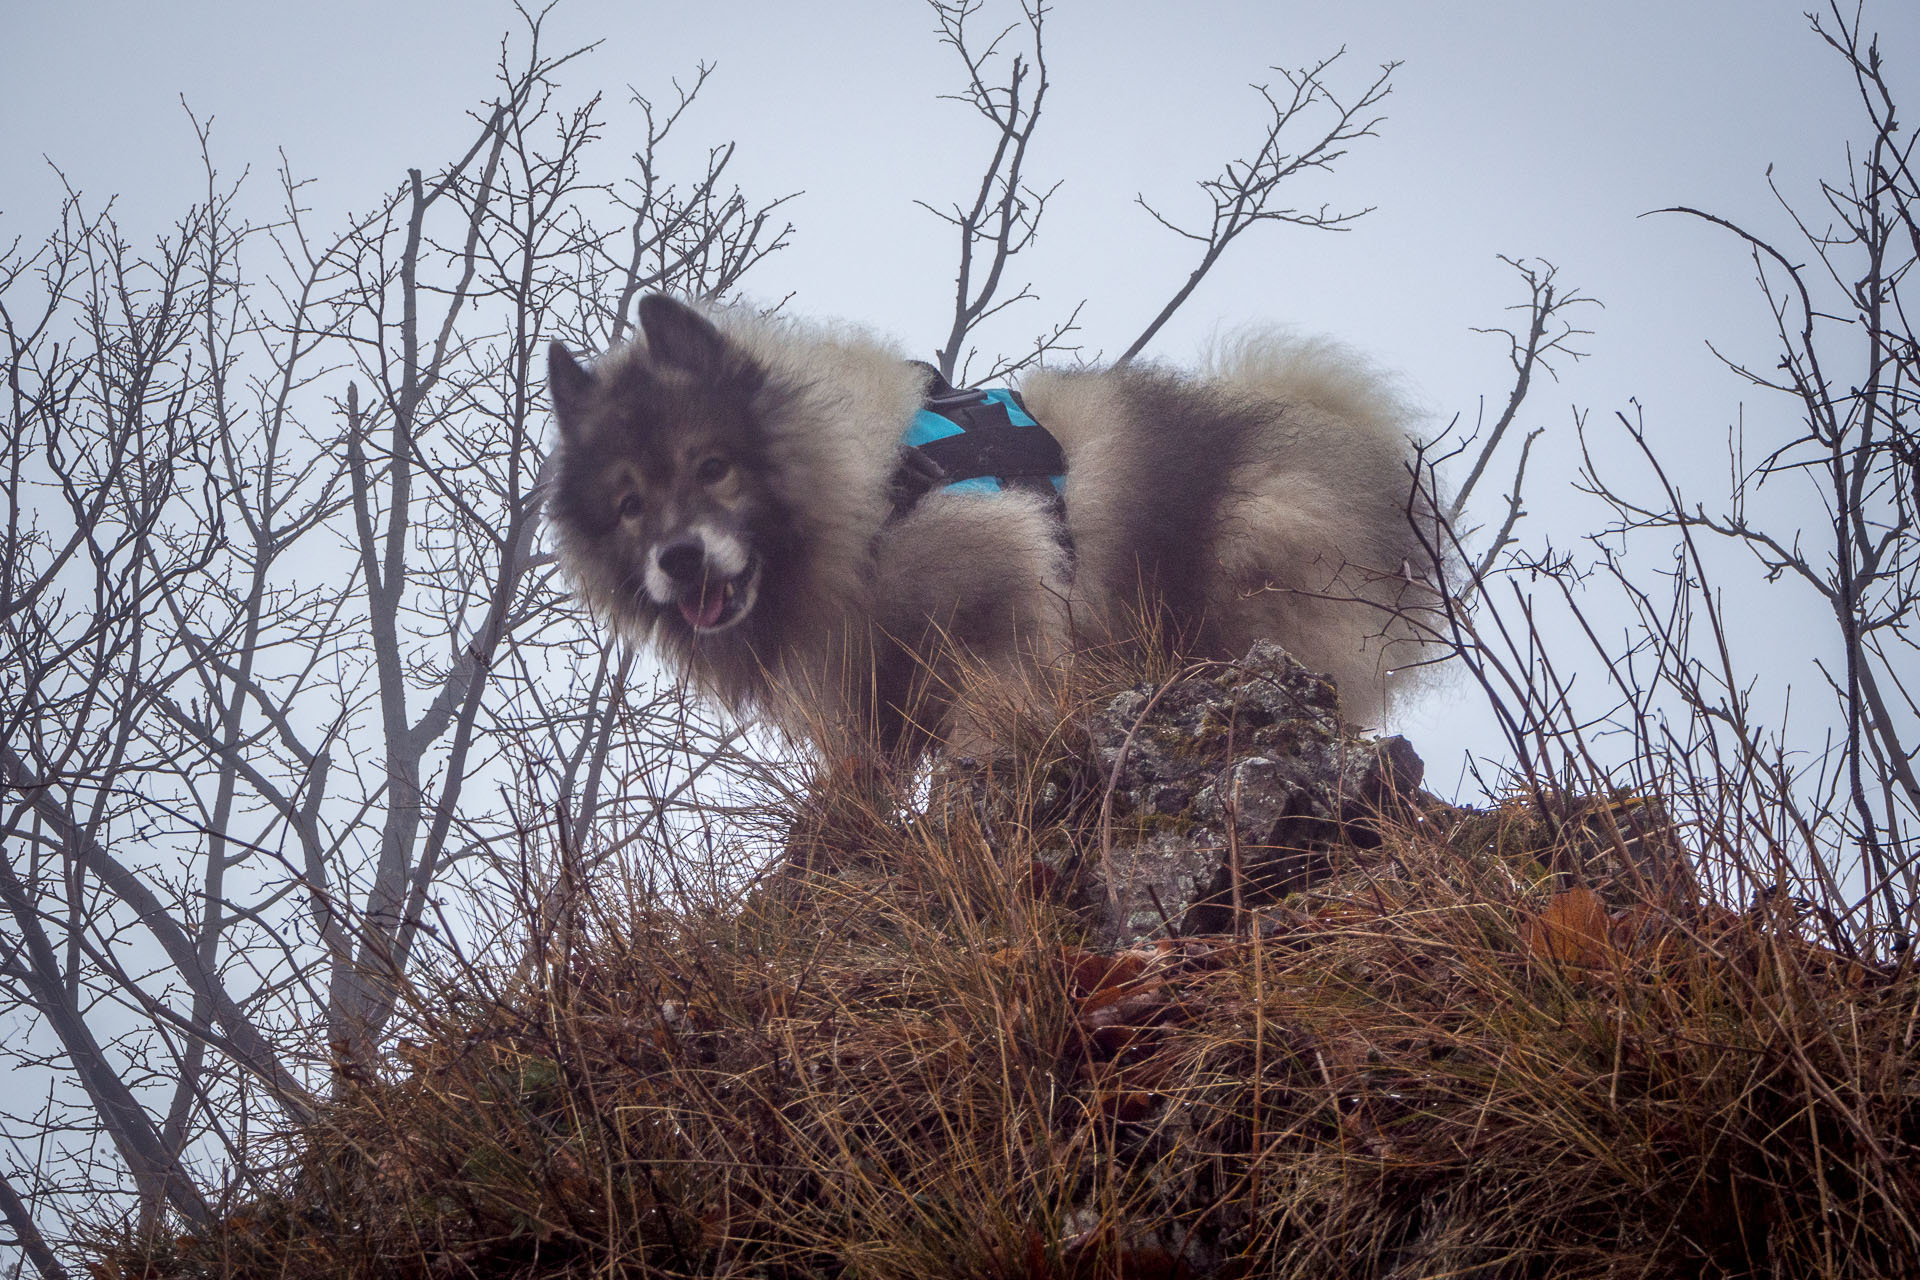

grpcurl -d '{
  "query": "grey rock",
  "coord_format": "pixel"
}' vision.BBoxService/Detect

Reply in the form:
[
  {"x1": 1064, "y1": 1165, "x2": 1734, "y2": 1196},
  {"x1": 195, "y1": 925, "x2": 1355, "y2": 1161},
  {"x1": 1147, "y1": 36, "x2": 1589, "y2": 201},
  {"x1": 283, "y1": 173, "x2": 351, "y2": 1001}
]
[{"x1": 1051, "y1": 641, "x2": 1425, "y2": 945}]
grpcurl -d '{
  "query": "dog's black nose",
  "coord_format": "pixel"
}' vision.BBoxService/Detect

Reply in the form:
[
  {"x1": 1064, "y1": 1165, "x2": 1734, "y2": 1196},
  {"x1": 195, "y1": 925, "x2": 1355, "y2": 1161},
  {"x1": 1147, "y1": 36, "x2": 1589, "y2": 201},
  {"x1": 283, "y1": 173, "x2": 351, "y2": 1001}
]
[{"x1": 656, "y1": 539, "x2": 706, "y2": 583}]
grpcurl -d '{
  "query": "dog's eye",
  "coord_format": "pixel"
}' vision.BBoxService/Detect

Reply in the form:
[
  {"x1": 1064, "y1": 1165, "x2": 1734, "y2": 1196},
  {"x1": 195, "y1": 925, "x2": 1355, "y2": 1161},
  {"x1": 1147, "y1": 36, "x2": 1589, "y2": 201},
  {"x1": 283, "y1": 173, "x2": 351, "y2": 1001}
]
[
  {"x1": 616, "y1": 493, "x2": 644, "y2": 520},
  {"x1": 695, "y1": 455, "x2": 731, "y2": 485}
]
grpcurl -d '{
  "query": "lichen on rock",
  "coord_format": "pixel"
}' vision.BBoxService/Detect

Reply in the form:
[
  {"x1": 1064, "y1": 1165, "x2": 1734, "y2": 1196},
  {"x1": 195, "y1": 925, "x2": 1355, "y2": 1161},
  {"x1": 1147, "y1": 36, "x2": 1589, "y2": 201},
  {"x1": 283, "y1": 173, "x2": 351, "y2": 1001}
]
[{"x1": 945, "y1": 640, "x2": 1428, "y2": 946}]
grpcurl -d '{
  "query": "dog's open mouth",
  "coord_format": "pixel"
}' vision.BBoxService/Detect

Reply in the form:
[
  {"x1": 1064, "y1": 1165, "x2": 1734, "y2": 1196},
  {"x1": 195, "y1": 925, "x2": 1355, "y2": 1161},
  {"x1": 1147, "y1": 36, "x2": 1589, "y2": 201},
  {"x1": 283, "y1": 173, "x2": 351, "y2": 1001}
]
[{"x1": 677, "y1": 559, "x2": 759, "y2": 632}]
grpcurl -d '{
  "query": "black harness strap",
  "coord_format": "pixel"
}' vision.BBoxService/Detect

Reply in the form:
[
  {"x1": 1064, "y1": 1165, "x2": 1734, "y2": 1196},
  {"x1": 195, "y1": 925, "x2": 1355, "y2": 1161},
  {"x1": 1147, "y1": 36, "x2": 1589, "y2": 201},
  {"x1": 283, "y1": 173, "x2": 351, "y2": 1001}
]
[{"x1": 890, "y1": 362, "x2": 1069, "y2": 532}]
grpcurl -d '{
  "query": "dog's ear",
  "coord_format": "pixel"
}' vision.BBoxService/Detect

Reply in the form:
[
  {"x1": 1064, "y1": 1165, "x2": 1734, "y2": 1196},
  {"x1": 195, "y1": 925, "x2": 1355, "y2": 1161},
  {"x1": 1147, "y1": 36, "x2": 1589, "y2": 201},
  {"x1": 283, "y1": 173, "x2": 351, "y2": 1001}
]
[
  {"x1": 548, "y1": 341, "x2": 594, "y2": 438},
  {"x1": 638, "y1": 294, "x2": 725, "y2": 376}
]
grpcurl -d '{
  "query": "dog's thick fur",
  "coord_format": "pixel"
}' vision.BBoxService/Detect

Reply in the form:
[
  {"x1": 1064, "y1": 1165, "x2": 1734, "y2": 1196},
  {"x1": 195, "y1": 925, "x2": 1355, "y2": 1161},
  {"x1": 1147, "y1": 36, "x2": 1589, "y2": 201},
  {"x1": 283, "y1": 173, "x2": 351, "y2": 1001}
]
[{"x1": 547, "y1": 295, "x2": 1439, "y2": 759}]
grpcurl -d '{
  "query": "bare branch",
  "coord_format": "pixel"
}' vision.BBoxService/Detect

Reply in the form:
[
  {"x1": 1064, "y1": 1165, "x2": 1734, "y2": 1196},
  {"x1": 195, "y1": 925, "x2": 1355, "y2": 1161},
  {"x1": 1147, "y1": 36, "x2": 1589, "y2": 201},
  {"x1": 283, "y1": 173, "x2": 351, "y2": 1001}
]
[
  {"x1": 1450, "y1": 257, "x2": 1597, "y2": 524},
  {"x1": 924, "y1": 0, "x2": 1082, "y2": 382},
  {"x1": 0, "y1": 1163, "x2": 71, "y2": 1280},
  {"x1": 1118, "y1": 51, "x2": 1398, "y2": 365}
]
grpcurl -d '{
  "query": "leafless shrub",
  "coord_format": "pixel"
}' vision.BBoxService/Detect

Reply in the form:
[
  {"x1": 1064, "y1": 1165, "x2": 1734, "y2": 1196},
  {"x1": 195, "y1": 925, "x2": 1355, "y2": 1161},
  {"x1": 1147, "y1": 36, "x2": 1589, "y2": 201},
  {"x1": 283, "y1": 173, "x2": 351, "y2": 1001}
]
[
  {"x1": 0, "y1": 8, "x2": 790, "y2": 1265},
  {"x1": 1432, "y1": 3, "x2": 1917, "y2": 954}
]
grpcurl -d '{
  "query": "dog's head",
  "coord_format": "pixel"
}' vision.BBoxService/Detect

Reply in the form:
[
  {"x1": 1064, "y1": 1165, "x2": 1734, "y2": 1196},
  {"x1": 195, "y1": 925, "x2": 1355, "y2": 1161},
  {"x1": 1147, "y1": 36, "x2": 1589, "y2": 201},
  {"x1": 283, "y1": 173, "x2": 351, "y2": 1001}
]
[{"x1": 547, "y1": 295, "x2": 788, "y2": 639}]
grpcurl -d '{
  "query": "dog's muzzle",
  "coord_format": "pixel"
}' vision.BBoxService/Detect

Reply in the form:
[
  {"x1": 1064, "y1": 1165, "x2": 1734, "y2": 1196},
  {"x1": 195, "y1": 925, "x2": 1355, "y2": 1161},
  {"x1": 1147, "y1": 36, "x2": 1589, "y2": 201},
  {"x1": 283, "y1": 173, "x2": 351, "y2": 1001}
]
[{"x1": 653, "y1": 536, "x2": 760, "y2": 632}]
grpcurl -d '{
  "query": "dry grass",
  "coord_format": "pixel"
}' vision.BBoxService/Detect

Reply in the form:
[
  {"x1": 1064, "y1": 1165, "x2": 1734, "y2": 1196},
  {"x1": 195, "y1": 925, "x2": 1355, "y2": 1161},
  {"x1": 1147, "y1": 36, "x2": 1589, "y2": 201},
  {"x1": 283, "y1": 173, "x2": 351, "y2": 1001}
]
[{"x1": 92, "y1": 702, "x2": 1920, "y2": 1280}]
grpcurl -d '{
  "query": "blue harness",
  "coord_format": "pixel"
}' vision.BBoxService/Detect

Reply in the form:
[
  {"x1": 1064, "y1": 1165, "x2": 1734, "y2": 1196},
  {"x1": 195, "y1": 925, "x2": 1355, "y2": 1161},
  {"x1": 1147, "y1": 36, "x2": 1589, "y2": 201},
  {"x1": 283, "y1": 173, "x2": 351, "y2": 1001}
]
[{"x1": 889, "y1": 363, "x2": 1067, "y2": 524}]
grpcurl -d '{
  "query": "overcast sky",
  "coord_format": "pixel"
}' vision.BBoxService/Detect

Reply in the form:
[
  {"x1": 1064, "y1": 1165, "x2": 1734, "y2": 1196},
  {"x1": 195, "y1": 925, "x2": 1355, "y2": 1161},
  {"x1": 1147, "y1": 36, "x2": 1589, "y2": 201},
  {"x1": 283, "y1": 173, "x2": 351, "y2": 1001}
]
[{"x1": 5, "y1": 0, "x2": 1914, "y2": 783}]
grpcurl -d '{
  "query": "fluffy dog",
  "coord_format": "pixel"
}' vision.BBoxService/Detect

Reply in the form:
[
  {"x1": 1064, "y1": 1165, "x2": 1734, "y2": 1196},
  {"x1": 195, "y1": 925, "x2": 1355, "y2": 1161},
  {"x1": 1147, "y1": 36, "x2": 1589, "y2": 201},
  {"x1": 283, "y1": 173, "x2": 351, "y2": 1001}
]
[{"x1": 546, "y1": 294, "x2": 1440, "y2": 760}]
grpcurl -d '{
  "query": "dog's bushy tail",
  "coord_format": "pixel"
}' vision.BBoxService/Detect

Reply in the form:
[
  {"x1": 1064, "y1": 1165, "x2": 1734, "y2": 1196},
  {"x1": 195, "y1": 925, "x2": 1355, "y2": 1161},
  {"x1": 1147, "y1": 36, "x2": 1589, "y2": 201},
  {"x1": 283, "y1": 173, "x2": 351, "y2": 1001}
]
[
  {"x1": 1203, "y1": 329, "x2": 1416, "y2": 448},
  {"x1": 1207, "y1": 329, "x2": 1452, "y2": 718}
]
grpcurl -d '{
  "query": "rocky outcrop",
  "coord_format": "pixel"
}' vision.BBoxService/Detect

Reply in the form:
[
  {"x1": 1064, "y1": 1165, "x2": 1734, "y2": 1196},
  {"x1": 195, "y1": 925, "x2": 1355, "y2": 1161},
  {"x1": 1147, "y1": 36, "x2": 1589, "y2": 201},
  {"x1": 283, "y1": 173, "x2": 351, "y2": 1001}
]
[{"x1": 949, "y1": 640, "x2": 1427, "y2": 947}]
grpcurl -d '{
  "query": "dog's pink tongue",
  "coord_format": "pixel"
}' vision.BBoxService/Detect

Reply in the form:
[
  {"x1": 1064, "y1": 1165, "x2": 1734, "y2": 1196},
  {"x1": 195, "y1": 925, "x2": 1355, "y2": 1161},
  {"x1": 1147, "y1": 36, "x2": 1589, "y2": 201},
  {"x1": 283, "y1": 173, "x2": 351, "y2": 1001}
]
[{"x1": 681, "y1": 587, "x2": 726, "y2": 629}]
